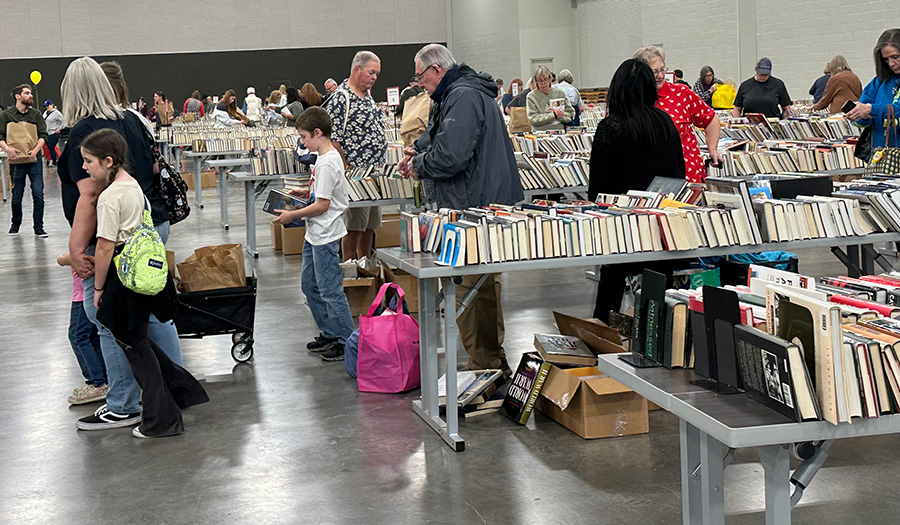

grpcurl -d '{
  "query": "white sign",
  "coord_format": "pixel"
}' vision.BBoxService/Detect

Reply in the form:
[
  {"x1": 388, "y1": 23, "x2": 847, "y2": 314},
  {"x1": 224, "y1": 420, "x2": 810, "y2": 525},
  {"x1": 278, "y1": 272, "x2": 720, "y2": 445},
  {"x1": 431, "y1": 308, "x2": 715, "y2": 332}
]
[
  {"x1": 665, "y1": 71, "x2": 675, "y2": 84},
  {"x1": 213, "y1": 96, "x2": 219, "y2": 103},
  {"x1": 511, "y1": 83, "x2": 520, "y2": 97},
  {"x1": 386, "y1": 87, "x2": 400, "y2": 106}
]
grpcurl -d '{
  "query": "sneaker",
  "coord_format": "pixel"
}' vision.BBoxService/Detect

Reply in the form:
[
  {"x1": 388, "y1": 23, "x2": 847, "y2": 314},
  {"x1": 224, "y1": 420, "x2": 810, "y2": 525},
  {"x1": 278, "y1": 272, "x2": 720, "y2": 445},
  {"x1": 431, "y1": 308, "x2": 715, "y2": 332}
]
[
  {"x1": 68, "y1": 384, "x2": 108, "y2": 405},
  {"x1": 76, "y1": 403, "x2": 141, "y2": 430},
  {"x1": 8, "y1": 225, "x2": 19, "y2": 236},
  {"x1": 320, "y1": 342, "x2": 345, "y2": 361},
  {"x1": 307, "y1": 334, "x2": 339, "y2": 352},
  {"x1": 132, "y1": 426, "x2": 150, "y2": 439},
  {"x1": 34, "y1": 228, "x2": 48, "y2": 238}
]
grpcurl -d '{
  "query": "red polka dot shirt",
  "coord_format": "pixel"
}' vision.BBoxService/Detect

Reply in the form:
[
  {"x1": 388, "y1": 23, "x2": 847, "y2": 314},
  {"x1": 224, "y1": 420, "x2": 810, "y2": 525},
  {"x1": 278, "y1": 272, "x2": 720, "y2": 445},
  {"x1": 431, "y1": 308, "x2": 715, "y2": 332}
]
[{"x1": 655, "y1": 82, "x2": 716, "y2": 182}]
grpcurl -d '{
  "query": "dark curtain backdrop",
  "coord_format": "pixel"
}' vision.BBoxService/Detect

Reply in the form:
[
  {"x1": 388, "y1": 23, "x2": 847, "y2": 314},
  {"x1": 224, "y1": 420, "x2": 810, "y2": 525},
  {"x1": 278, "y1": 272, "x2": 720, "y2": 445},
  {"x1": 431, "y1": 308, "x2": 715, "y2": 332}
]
[{"x1": 0, "y1": 42, "x2": 441, "y2": 110}]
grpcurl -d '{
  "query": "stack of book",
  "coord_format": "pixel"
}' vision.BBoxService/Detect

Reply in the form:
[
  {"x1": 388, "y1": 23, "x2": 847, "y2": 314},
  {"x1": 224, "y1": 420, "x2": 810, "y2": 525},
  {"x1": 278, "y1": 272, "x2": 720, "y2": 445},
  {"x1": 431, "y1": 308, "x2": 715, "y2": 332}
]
[
  {"x1": 344, "y1": 165, "x2": 416, "y2": 201},
  {"x1": 510, "y1": 132, "x2": 594, "y2": 156},
  {"x1": 250, "y1": 146, "x2": 302, "y2": 175},
  {"x1": 519, "y1": 154, "x2": 588, "y2": 190}
]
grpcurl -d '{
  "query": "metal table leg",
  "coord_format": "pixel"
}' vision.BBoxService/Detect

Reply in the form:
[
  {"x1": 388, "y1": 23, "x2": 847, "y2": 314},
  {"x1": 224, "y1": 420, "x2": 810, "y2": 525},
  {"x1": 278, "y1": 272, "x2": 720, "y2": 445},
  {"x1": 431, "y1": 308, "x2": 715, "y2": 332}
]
[
  {"x1": 442, "y1": 277, "x2": 461, "y2": 447},
  {"x1": 193, "y1": 156, "x2": 204, "y2": 208},
  {"x1": 699, "y1": 430, "x2": 726, "y2": 524},
  {"x1": 218, "y1": 167, "x2": 229, "y2": 230},
  {"x1": 244, "y1": 180, "x2": 258, "y2": 258},
  {"x1": 680, "y1": 420, "x2": 703, "y2": 525},
  {"x1": 757, "y1": 444, "x2": 792, "y2": 525}
]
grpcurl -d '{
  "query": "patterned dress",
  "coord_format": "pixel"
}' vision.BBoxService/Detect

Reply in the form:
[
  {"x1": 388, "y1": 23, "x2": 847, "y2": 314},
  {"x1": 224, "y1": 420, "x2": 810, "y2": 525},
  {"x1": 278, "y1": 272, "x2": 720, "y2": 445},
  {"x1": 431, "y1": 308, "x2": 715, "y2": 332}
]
[{"x1": 655, "y1": 82, "x2": 716, "y2": 183}]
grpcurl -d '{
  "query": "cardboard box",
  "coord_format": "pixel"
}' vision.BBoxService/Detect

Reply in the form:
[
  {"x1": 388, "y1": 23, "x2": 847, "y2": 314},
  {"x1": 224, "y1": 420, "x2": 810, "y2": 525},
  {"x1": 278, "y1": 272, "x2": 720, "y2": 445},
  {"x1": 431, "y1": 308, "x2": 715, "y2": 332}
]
[
  {"x1": 282, "y1": 225, "x2": 306, "y2": 255},
  {"x1": 374, "y1": 212, "x2": 401, "y2": 248},
  {"x1": 343, "y1": 272, "x2": 381, "y2": 317},
  {"x1": 271, "y1": 222, "x2": 283, "y2": 251},
  {"x1": 166, "y1": 250, "x2": 176, "y2": 278},
  {"x1": 183, "y1": 169, "x2": 217, "y2": 189},
  {"x1": 536, "y1": 365, "x2": 649, "y2": 439}
]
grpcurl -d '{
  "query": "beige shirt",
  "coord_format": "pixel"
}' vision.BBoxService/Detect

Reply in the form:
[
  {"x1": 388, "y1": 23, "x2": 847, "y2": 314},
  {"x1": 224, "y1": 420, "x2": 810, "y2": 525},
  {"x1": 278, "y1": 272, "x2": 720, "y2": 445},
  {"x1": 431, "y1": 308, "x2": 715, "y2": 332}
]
[
  {"x1": 526, "y1": 86, "x2": 575, "y2": 132},
  {"x1": 96, "y1": 179, "x2": 145, "y2": 245}
]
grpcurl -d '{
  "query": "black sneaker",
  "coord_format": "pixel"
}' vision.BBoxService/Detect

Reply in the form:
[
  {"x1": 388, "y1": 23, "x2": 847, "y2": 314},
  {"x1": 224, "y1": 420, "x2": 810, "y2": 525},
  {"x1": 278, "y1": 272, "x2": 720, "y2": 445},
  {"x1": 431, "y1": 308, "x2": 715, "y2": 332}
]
[
  {"x1": 307, "y1": 334, "x2": 339, "y2": 352},
  {"x1": 8, "y1": 225, "x2": 19, "y2": 236},
  {"x1": 34, "y1": 228, "x2": 48, "y2": 238},
  {"x1": 76, "y1": 403, "x2": 141, "y2": 430},
  {"x1": 321, "y1": 342, "x2": 345, "y2": 361}
]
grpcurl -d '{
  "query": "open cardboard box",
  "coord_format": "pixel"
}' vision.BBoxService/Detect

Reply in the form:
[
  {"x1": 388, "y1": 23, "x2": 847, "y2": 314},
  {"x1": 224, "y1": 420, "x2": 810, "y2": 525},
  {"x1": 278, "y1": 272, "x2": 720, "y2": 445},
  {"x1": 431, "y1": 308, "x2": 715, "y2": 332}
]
[
  {"x1": 271, "y1": 222, "x2": 283, "y2": 251},
  {"x1": 553, "y1": 311, "x2": 660, "y2": 411},
  {"x1": 343, "y1": 265, "x2": 381, "y2": 317},
  {"x1": 536, "y1": 366, "x2": 649, "y2": 439}
]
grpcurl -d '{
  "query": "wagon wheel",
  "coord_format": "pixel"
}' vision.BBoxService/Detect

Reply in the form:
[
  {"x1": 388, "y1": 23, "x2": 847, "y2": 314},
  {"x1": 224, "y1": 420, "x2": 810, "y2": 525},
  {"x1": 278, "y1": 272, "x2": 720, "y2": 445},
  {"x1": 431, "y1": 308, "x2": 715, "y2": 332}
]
[
  {"x1": 231, "y1": 341, "x2": 253, "y2": 362},
  {"x1": 231, "y1": 332, "x2": 252, "y2": 344}
]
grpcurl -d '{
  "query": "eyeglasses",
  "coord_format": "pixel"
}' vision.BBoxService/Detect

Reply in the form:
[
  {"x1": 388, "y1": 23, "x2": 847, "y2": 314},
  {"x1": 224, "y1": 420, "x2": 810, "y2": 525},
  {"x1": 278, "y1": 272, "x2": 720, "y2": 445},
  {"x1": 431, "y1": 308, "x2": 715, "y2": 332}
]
[
  {"x1": 535, "y1": 77, "x2": 551, "y2": 85},
  {"x1": 652, "y1": 66, "x2": 667, "y2": 77},
  {"x1": 413, "y1": 64, "x2": 437, "y2": 83}
]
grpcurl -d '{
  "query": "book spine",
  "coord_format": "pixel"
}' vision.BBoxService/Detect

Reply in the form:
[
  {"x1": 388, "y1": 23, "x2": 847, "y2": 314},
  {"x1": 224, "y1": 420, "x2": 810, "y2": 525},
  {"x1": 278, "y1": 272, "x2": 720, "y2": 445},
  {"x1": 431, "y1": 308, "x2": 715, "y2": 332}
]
[{"x1": 518, "y1": 361, "x2": 552, "y2": 425}]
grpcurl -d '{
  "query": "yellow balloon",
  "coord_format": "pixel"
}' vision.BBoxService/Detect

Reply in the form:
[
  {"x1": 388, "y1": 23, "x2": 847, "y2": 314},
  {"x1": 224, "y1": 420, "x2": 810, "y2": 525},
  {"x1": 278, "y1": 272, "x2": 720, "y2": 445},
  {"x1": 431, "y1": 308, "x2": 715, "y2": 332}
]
[{"x1": 30, "y1": 70, "x2": 42, "y2": 85}]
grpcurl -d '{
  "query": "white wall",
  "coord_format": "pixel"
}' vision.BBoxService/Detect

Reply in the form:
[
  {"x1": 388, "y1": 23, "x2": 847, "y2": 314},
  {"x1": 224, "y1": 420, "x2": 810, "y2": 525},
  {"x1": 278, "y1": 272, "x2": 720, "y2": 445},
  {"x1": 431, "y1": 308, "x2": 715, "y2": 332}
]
[
  {"x1": 0, "y1": 0, "x2": 447, "y2": 59},
  {"x1": 577, "y1": 0, "x2": 643, "y2": 88},
  {"x1": 518, "y1": 0, "x2": 580, "y2": 85}
]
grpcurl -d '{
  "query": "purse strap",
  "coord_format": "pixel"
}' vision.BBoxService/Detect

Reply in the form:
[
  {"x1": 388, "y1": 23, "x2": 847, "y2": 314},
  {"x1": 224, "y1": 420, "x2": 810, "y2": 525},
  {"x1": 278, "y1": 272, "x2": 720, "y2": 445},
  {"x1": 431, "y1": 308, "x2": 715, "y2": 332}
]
[
  {"x1": 367, "y1": 282, "x2": 405, "y2": 317},
  {"x1": 886, "y1": 104, "x2": 898, "y2": 147}
]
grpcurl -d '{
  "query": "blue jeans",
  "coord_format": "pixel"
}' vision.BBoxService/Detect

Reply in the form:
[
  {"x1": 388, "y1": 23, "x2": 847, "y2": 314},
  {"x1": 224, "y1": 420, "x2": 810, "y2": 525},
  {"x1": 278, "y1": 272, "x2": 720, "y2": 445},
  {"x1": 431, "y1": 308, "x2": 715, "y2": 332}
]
[
  {"x1": 81, "y1": 222, "x2": 183, "y2": 414},
  {"x1": 10, "y1": 161, "x2": 43, "y2": 230},
  {"x1": 301, "y1": 239, "x2": 354, "y2": 343},
  {"x1": 68, "y1": 301, "x2": 106, "y2": 387}
]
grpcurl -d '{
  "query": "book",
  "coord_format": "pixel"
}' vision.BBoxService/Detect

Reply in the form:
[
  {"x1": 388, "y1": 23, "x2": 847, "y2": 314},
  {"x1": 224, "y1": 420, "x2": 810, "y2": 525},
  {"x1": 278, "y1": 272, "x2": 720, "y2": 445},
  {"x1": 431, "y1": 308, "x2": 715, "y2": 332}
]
[
  {"x1": 502, "y1": 352, "x2": 552, "y2": 425},
  {"x1": 533, "y1": 334, "x2": 596, "y2": 367},
  {"x1": 262, "y1": 189, "x2": 307, "y2": 227},
  {"x1": 734, "y1": 324, "x2": 821, "y2": 421},
  {"x1": 549, "y1": 98, "x2": 566, "y2": 109}
]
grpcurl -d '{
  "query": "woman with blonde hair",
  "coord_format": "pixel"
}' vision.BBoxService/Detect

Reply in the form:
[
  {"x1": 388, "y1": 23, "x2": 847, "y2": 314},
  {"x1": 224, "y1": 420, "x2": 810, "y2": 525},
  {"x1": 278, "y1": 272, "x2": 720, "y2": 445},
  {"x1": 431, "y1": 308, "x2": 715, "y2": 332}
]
[
  {"x1": 809, "y1": 62, "x2": 832, "y2": 103},
  {"x1": 813, "y1": 55, "x2": 862, "y2": 113},
  {"x1": 300, "y1": 83, "x2": 324, "y2": 108},
  {"x1": 525, "y1": 66, "x2": 574, "y2": 131}
]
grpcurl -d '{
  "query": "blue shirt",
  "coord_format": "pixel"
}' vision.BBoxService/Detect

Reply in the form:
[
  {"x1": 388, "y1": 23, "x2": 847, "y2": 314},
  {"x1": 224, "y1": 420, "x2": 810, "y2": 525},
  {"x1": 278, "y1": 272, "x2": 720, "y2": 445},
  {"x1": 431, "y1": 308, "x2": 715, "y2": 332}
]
[{"x1": 857, "y1": 75, "x2": 900, "y2": 149}]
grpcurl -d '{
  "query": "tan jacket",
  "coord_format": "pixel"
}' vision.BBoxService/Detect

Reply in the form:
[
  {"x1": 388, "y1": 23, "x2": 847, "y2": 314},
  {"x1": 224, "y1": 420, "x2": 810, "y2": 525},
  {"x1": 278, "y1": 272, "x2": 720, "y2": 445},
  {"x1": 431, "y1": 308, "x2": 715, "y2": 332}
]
[
  {"x1": 155, "y1": 100, "x2": 175, "y2": 125},
  {"x1": 813, "y1": 70, "x2": 862, "y2": 113}
]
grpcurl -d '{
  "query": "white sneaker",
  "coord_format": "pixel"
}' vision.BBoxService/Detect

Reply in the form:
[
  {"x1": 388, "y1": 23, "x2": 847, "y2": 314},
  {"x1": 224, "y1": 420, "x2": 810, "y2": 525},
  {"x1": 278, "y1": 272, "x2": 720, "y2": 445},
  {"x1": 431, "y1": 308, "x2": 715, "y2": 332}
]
[{"x1": 68, "y1": 384, "x2": 108, "y2": 405}]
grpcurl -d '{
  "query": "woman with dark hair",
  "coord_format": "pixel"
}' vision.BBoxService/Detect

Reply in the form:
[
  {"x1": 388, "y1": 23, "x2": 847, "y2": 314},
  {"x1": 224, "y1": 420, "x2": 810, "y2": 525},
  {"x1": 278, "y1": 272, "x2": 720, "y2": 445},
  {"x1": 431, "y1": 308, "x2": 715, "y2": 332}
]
[
  {"x1": 693, "y1": 65, "x2": 720, "y2": 106},
  {"x1": 589, "y1": 59, "x2": 686, "y2": 323},
  {"x1": 281, "y1": 86, "x2": 304, "y2": 124},
  {"x1": 846, "y1": 28, "x2": 900, "y2": 153}
]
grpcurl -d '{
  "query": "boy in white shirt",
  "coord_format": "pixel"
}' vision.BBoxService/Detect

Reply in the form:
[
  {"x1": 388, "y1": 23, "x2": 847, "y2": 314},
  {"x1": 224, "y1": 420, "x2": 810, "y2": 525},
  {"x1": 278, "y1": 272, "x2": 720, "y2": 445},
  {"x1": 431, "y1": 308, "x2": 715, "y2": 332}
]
[{"x1": 274, "y1": 107, "x2": 354, "y2": 361}]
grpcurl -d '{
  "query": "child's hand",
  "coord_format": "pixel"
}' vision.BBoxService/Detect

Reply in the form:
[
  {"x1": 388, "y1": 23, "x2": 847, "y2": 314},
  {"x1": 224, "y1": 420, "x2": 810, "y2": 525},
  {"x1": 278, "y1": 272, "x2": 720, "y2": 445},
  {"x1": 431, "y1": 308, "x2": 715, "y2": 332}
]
[
  {"x1": 273, "y1": 209, "x2": 301, "y2": 224},
  {"x1": 94, "y1": 289, "x2": 103, "y2": 309},
  {"x1": 57, "y1": 253, "x2": 72, "y2": 267},
  {"x1": 287, "y1": 188, "x2": 309, "y2": 199}
]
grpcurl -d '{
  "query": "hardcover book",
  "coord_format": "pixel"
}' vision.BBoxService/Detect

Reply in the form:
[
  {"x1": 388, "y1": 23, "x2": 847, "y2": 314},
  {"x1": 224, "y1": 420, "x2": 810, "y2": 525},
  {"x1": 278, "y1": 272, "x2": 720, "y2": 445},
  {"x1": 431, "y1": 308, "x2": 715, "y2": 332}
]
[
  {"x1": 502, "y1": 352, "x2": 552, "y2": 425},
  {"x1": 262, "y1": 189, "x2": 307, "y2": 227},
  {"x1": 533, "y1": 334, "x2": 596, "y2": 367}
]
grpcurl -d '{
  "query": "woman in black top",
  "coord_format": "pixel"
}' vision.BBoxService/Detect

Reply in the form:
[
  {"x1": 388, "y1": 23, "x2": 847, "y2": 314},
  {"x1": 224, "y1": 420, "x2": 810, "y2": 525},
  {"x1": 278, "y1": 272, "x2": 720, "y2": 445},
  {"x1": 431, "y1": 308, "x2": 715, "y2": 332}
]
[{"x1": 589, "y1": 59, "x2": 687, "y2": 322}]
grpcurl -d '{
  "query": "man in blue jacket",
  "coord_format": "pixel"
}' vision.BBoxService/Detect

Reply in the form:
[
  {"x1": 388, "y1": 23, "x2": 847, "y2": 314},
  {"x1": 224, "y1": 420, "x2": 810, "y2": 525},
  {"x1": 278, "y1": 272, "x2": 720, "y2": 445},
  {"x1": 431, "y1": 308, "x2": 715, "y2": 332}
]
[{"x1": 399, "y1": 43, "x2": 523, "y2": 377}]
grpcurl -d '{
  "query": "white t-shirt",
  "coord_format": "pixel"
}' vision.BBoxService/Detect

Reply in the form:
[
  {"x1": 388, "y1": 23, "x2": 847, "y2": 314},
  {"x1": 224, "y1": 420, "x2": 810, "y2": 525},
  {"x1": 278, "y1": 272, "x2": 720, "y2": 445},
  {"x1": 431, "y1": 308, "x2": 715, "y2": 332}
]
[
  {"x1": 96, "y1": 179, "x2": 145, "y2": 245},
  {"x1": 305, "y1": 149, "x2": 348, "y2": 246}
]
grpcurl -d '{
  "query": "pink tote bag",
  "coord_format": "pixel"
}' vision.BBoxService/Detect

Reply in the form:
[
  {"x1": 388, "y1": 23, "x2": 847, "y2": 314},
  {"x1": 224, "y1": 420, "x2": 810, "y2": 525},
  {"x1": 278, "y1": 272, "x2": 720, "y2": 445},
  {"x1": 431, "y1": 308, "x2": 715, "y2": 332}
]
[{"x1": 357, "y1": 283, "x2": 421, "y2": 393}]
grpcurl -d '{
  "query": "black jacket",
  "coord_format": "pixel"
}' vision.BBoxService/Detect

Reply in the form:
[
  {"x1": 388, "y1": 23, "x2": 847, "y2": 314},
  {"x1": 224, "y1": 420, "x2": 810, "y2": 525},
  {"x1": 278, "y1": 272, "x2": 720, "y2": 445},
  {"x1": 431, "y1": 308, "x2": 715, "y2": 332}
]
[{"x1": 412, "y1": 64, "x2": 524, "y2": 209}]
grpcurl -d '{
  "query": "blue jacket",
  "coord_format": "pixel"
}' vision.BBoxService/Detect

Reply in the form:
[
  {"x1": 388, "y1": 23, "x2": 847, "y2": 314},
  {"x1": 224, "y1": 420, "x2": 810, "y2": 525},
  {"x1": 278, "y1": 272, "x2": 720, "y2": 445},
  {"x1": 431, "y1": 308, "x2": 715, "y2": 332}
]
[
  {"x1": 857, "y1": 75, "x2": 900, "y2": 149},
  {"x1": 413, "y1": 64, "x2": 524, "y2": 209}
]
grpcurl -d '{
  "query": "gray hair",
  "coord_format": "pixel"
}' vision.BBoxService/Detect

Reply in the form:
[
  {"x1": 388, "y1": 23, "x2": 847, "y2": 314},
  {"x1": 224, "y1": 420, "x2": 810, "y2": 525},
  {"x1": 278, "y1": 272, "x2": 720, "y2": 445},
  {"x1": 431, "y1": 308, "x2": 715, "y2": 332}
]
[
  {"x1": 61, "y1": 56, "x2": 123, "y2": 127},
  {"x1": 557, "y1": 69, "x2": 574, "y2": 84},
  {"x1": 633, "y1": 46, "x2": 666, "y2": 65},
  {"x1": 532, "y1": 65, "x2": 552, "y2": 83},
  {"x1": 414, "y1": 43, "x2": 456, "y2": 71},
  {"x1": 699, "y1": 65, "x2": 714, "y2": 80},
  {"x1": 351, "y1": 51, "x2": 380, "y2": 73}
]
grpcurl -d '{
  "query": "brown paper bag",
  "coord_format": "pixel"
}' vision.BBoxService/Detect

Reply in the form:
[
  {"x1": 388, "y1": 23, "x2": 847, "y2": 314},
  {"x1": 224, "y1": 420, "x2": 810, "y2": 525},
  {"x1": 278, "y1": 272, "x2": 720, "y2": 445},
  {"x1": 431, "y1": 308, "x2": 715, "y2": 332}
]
[
  {"x1": 177, "y1": 244, "x2": 246, "y2": 292},
  {"x1": 508, "y1": 106, "x2": 531, "y2": 134},
  {"x1": 6, "y1": 121, "x2": 38, "y2": 164}
]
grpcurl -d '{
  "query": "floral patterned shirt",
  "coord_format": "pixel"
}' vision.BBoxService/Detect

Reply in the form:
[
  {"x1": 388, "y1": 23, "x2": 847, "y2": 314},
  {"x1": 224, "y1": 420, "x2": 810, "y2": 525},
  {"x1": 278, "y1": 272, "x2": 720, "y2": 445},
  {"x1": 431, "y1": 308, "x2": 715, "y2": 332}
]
[
  {"x1": 322, "y1": 81, "x2": 387, "y2": 168},
  {"x1": 655, "y1": 82, "x2": 716, "y2": 183}
]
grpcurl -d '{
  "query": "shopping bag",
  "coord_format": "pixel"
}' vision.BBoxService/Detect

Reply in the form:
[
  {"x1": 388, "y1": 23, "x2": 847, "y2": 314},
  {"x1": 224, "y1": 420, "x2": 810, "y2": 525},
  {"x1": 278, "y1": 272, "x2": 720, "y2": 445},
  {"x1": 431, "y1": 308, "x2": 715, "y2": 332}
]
[
  {"x1": 711, "y1": 84, "x2": 736, "y2": 110},
  {"x1": 865, "y1": 104, "x2": 900, "y2": 175},
  {"x1": 508, "y1": 106, "x2": 531, "y2": 133},
  {"x1": 6, "y1": 121, "x2": 38, "y2": 164},
  {"x1": 357, "y1": 283, "x2": 420, "y2": 393},
  {"x1": 400, "y1": 91, "x2": 432, "y2": 147},
  {"x1": 176, "y1": 244, "x2": 246, "y2": 292}
]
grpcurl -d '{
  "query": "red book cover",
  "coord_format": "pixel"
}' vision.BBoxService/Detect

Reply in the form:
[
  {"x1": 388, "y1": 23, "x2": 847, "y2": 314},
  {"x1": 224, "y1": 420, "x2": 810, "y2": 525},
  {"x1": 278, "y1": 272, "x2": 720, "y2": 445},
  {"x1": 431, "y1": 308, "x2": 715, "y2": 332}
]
[
  {"x1": 829, "y1": 294, "x2": 900, "y2": 318},
  {"x1": 859, "y1": 275, "x2": 900, "y2": 288}
]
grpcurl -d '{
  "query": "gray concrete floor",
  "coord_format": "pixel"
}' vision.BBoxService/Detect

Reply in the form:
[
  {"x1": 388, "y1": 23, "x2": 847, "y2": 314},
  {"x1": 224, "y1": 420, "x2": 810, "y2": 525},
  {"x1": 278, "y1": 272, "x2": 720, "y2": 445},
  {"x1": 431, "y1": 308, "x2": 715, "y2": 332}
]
[{"x1": 2, "y1": 167, "x2": 900, "y2": 524}]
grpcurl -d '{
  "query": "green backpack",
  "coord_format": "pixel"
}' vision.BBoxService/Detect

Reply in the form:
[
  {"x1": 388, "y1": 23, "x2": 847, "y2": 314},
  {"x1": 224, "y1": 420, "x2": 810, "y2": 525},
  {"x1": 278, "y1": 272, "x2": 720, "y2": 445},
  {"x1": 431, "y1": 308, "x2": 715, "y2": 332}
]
[{"x1": 114, "y1": 198, "x2": 168, "y2": 295}]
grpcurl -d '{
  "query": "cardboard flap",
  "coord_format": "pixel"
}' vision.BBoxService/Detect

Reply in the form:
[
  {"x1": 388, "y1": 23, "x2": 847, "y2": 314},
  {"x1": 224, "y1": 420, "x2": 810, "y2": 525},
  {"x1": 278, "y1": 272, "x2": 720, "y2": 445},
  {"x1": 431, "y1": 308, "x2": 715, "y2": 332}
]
[
  {"x1": 539, "y1": 366, "x2": 584, "y2": 411},
  {"x1": 343, "y1": 277, "x2": 376, "y2": 288},
  {"x1": 553, "y1": 311, "x2": 624, "y2": 354},
  {"x1": 583, "y1": 375, "x2": 632, "y2": 396}
]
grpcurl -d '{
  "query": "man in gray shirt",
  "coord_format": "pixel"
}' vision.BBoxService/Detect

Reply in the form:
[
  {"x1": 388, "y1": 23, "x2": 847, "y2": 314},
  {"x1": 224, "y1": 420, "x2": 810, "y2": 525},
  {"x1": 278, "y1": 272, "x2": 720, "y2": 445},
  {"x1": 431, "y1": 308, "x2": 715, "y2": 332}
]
[{"x1": 42, "y1": 100, "x2": 64, "y2": 166}]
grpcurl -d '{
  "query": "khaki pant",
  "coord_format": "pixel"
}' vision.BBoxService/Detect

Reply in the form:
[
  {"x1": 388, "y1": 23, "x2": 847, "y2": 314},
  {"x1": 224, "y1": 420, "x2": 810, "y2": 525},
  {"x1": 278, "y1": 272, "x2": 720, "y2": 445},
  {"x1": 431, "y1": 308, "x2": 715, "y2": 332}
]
[{"x1": 455, "y1": 274, "x2": 506, "y2": 369}]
